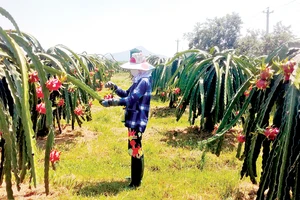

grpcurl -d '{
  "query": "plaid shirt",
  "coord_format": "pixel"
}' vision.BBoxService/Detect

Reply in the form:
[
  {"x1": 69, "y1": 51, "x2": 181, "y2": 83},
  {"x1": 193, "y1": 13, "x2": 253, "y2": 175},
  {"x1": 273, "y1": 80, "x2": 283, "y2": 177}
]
[{"x1": 116, "y1": 77, "x2": 152, "y2": 133}]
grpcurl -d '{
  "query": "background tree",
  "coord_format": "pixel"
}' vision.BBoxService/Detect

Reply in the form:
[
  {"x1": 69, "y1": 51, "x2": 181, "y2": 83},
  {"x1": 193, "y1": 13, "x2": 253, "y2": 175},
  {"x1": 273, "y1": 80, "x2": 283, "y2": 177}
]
[
  {"x1": 235, "y1": 29, "x2": 264, "y2": 57},
  {"x1": 236, "y1": 22, "x2": 295, "y2": 56},
  {"x1": 184, "y1": 13, "x2": 242, "y2": 51},
  {"x1": 262, "y1": 22, "x2": 295, "y2": 55}
]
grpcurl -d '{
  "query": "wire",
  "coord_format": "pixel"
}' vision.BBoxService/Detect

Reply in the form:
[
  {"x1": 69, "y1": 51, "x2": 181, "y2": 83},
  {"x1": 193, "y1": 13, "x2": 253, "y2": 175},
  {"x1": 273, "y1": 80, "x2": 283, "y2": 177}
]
[
  {"x1": 250, "y1": 0, "x2": 298, "y2": 18},
  {"x1": 246, "y1": 0, "x2": 299, "y2": 22},
  {"x1": 275, "y1": 0, "x2": 298, "y2": 8},
  {"x1": 269, "y1": 0, "x2": 299, "y2": 12}
]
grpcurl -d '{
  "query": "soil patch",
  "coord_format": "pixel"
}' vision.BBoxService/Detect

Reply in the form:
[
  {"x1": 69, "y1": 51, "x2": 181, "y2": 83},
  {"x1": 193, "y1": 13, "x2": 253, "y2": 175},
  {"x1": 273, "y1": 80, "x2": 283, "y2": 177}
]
[
  {"x1": 234, "y1": 182, "x2": 259, "y2": 200},
  {"x1": 0, "y1": 182, "x2": 67, "y2": 200},
  {"x1": 0, "y1": 124, "x2": 99, "y2": 199},
  {"x1": 36, "y1": 124, "x2": 99, "y2": 149}
]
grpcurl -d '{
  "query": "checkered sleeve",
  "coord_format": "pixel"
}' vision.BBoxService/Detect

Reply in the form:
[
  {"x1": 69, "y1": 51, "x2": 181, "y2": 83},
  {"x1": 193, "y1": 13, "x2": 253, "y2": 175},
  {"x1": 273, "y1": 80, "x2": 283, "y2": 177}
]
[
  {"x1": 115, "y1": 86, "x2": 130, "y2": 98},
  {"x1": 118, "y1": 79, "x2": 148, "y2": 106}
]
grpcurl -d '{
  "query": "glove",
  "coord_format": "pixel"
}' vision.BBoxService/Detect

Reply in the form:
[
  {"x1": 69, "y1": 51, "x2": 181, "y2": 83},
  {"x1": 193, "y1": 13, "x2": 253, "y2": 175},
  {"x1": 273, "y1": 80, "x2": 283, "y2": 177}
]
[
  {"x1": 105, "y1": 81, "x2": 117, "y2": 90},
  {"x1": 101, "y1": 100, "x2": 110, "y2": 107},
  {"x1": 101, "y1": 99, "x2": 120, "y2": 107}
]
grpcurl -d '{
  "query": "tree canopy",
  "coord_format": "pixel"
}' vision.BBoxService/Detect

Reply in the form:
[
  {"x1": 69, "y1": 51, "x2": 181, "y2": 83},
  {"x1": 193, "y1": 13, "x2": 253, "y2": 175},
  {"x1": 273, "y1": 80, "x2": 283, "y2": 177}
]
[
  {"x1": 184, "y1": 13, "x2": 242, "y2": 51},
  {"x1": 236, "y1": 22, "x2": 296, "y2": 56},
  {"x1": 185, "y1": 14, "x2": 296, "y2": 57}
]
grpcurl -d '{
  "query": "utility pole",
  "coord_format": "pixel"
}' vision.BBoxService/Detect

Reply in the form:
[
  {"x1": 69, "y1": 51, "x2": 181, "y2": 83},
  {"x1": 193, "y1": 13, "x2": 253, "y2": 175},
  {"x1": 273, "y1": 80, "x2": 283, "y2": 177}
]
[
  {"x1": 175, "y1": 39, "x2": 180, "y2": 53},
  {"x1": 263, "y1": 7, "x2": 273, "y2": 34}
]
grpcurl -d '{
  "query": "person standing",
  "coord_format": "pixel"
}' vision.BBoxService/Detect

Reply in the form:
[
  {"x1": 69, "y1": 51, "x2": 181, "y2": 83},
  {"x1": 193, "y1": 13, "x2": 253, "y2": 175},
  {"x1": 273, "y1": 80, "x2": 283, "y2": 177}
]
[{"x1": 101, "y1": 51, "x2": 154, "y2": 188}]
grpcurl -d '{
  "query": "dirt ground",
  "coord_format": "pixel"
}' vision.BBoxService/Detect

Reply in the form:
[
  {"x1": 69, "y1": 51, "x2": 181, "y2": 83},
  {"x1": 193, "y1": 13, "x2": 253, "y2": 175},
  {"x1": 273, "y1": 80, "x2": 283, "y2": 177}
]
[{"x1": 0, "y1": 124, "x2": 98, "y2": 200}]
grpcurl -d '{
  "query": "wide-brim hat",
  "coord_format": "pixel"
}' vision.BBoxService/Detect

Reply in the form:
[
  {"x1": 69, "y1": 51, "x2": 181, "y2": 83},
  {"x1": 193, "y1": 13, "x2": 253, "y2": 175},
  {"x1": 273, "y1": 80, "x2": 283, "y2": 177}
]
[{"x1": 120, "y1": 52, "x2": 155, "y2": 71}]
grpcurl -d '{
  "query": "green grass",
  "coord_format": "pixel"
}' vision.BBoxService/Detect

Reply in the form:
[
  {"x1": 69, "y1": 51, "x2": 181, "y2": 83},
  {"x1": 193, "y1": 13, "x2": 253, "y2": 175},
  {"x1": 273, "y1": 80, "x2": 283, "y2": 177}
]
[{"x1": 33, "y1": 72, "x2": 260, "y2": 199}]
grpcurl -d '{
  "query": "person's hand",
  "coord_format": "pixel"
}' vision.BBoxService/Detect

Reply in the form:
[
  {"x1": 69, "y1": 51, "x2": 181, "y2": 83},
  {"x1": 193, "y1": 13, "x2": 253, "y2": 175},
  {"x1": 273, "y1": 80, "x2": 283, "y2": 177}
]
[
  {"x1": 100, "y1": 99, "x2": 120, "y2": 107},
  {"x1": 101, "y1": 100, "x2": 110, "y2": 107},
  {"x1": 105, "y1": 81, "x2": 117, "y2": 90}
]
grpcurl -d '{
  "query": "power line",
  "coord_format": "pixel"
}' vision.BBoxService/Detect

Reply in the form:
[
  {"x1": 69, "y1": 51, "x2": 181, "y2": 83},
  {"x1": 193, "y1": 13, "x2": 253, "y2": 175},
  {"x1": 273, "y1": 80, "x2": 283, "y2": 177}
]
[
  {"x1": 273, "y1": 0, "x2": 298, "y2": 9},
  {"x1": 247, "y1": 0, "x2": 298, "y2": 20},
  {"x1": 240, "y1": 0, "x2": 299, "y2": 36},
  {"x1": 262, "y1": 0, "x2": 298, "y2": 34}
]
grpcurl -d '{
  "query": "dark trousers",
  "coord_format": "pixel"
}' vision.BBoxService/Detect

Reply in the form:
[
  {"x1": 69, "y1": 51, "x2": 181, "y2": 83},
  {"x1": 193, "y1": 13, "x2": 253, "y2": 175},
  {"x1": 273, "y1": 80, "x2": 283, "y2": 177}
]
[{"x1": 128, "y1": 128, "x2": 144, "y2": 187}]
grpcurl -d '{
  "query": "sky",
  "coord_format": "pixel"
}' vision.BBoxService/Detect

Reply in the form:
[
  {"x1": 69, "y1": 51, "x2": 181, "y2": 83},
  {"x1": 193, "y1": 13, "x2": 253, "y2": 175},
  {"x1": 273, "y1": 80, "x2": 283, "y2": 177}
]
[{"x1": 1, "y1": 0, "x2": 300, "y2": 57}]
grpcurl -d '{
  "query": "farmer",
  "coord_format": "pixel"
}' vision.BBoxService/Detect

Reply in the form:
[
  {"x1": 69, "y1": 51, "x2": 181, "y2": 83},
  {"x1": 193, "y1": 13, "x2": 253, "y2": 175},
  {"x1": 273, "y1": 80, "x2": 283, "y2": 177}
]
[{"x1": 100, "y1": 51, "x2": 154, "y2": 188}]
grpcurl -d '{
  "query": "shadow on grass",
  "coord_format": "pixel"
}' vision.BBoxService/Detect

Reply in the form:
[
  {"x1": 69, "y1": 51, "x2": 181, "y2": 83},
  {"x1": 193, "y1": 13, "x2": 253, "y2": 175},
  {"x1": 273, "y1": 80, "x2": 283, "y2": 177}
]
[
  {"x1": 160, "y1": 126, "x2": 212, "y2": 149},
  {"x1": 160, "y1": 126, "x2": 236, "y2": 151},
  {"x1": 151, "y1": 94, "x2": 162, "y2": 101},
  {"x1": 150, "y1": 106, "x2": 176, "y2": 118},
  {"x1": 75, "y1": 181, "x2": 129, "y2": 197}
]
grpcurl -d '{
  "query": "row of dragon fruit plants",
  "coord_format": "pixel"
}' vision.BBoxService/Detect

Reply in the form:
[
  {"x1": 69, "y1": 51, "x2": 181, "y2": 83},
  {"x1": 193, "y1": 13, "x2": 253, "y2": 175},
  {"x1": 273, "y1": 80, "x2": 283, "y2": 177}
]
[
  {"x1": 148, "y1": 43, "x2": 300, "y2": 199},
  {"x1": 0, "y1": 7, "x2": 120, "y2": 199}
]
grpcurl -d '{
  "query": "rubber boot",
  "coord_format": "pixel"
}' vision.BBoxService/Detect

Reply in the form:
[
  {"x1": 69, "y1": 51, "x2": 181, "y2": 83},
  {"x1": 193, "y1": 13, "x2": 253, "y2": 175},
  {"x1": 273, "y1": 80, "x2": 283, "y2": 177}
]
[{"x1": 129, "y1": 155, "x2": 144, "y2": 188}]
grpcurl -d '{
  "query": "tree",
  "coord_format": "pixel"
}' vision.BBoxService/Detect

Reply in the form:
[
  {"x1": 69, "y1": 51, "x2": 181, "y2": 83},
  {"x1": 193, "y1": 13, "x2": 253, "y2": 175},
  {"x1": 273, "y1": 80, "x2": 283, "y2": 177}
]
[
  {"x1": 184, "y1": 13, "x2": 242, "y2": 51},
  {"x1": 235, "y1": 29, "x2": 264, "y2": 57},
  {"x1": 262, "y1": 22, "x2": 295, "y2": 55},
  {"x1": 236, "y1": 22, "x2": 295, "y2": 57}
]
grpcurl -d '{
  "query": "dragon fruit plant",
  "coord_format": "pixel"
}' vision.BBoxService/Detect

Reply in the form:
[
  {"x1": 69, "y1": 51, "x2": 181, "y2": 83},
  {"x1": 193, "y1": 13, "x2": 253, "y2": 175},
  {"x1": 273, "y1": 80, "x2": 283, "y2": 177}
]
[
  {"x1": 0, "y1": 7, "x2": 117, "y2": 198},
  {"x1": 202, "y1": 42, "x2": 300, "y2": 200}
]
